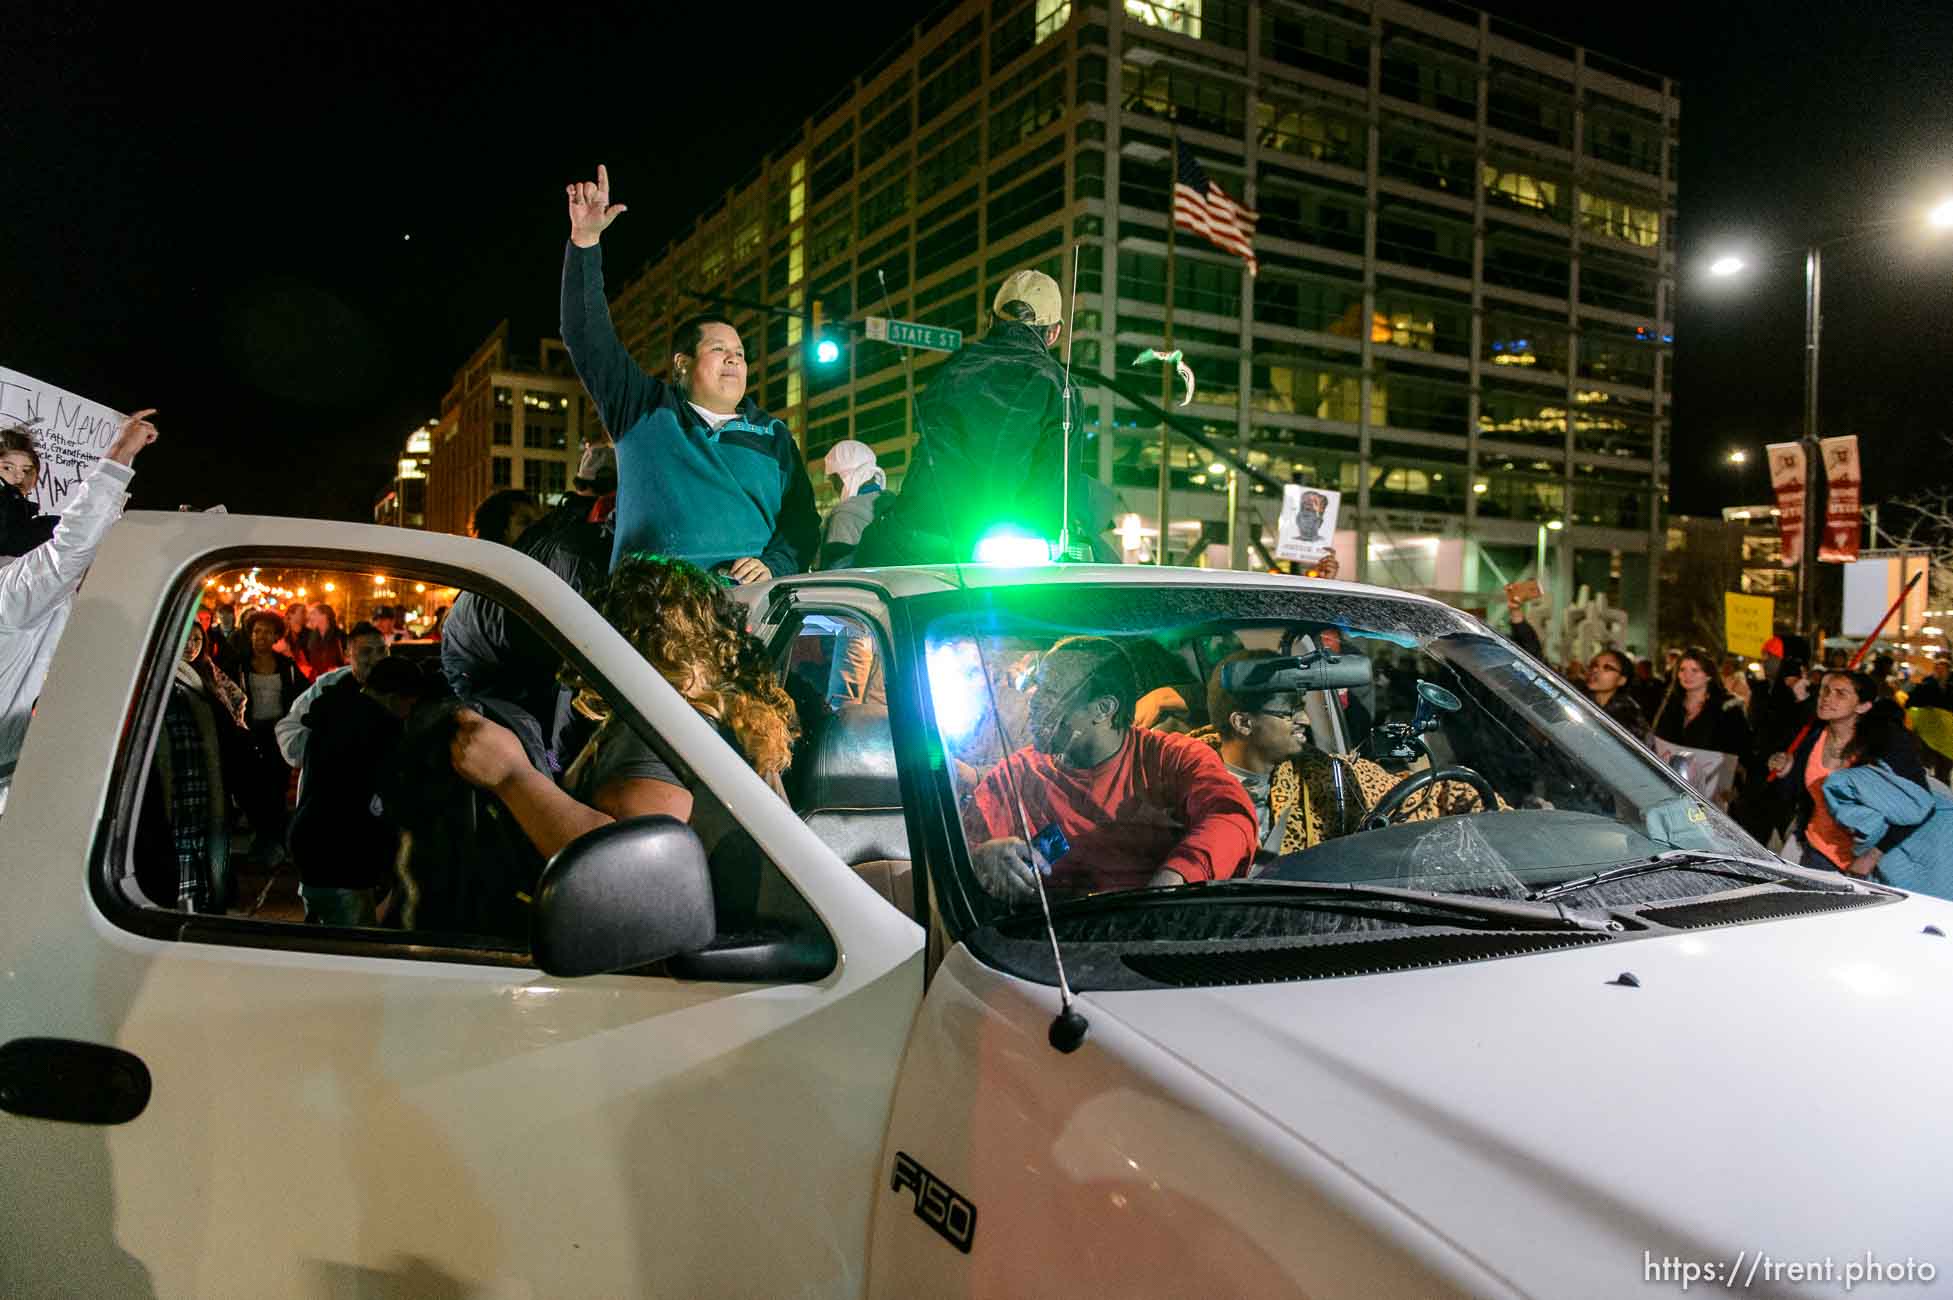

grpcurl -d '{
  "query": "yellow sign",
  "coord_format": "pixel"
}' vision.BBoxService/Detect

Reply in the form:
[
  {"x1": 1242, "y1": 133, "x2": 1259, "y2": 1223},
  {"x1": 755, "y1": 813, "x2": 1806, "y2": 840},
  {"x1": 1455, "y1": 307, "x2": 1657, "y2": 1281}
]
[{"x1": 1724, "y1": 592, "x2": 1775, "y2": 658}]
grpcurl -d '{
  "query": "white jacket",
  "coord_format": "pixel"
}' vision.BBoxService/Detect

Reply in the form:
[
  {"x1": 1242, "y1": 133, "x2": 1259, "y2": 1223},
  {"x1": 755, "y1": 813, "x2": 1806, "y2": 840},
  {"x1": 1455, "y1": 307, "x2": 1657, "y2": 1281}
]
[{"x1": 0, "y1": 460, "x2": 134, "y2": 812}]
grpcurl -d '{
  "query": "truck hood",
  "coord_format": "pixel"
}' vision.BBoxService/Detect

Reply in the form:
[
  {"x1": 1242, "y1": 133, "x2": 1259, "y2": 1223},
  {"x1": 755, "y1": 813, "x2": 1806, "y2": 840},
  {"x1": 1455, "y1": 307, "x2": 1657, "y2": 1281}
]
[{"x1": 1088, "y1": 891, "x2": 1953, "y2": 1298}]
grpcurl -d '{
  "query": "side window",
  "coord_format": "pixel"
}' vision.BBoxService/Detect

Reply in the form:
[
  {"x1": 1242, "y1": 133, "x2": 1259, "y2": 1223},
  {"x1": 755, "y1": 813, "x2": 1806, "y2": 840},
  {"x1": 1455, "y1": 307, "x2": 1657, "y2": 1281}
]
[
  {"x1": 776, "y1": 611, "x2": 912, "y2": 917},
  {"x1": 113, "y1": 557, "x2": 825, "y2": 970}
]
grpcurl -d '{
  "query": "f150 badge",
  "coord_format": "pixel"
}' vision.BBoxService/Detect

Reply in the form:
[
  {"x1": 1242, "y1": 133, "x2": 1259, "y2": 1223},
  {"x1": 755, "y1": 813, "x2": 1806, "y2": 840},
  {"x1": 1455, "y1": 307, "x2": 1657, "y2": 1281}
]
[{"x1": 890, "y1": 1151, "x2": 977, "y2": 1254}]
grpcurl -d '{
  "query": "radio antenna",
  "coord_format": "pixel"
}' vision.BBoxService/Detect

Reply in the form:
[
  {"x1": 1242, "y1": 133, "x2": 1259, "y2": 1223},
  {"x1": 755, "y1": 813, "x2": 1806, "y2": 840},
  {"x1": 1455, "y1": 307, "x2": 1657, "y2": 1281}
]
[
  {"x1": 1057, "y1": 242, "x2": 1082, "y2": 561},
  {"x1": 969, "y1": 631, "x2": 1089, "y2": 1053}
]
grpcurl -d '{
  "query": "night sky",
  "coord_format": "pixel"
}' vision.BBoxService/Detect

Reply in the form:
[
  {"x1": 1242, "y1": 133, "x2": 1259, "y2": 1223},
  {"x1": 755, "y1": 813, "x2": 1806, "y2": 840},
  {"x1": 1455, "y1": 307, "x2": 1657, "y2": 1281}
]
[{"x1": 7, "y1": 1, "x2": 1951, "y2": 523}]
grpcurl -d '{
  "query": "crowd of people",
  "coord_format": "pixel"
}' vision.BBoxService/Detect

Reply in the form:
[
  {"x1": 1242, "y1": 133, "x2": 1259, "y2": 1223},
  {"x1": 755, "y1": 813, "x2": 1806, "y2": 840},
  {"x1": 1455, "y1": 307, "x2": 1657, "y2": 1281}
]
[
  {"x1": 2, "y1": 162, "x2": 1948, "y2": 935},
  {"x1": 1506, "y1": 590, "x2": 1953, "y2": 894}
]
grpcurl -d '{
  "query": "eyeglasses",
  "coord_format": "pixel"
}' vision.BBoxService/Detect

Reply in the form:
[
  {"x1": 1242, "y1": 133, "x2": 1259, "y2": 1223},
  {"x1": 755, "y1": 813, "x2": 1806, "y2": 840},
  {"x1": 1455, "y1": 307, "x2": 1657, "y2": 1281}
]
[{"x1": 1256, "y1": 705, "x2": 1304, "y2": 720}]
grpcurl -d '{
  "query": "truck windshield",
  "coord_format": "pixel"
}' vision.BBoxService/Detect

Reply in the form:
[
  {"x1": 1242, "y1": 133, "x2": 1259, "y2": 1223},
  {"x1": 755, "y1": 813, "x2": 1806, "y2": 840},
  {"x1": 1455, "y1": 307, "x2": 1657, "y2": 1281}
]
[{"x1": 917, "y1": 581, "x2": 1773, "y2": 928}]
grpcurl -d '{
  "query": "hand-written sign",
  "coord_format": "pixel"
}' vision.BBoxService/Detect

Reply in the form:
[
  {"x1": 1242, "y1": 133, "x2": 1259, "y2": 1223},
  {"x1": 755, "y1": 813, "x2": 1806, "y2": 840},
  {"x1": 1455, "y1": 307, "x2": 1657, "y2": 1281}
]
[
  {"x1": 1723, "y1": 591, "x2": 1775, "y2": 659},
  {"x1": 0, "y1": 366, "x2": 122, "y2": 514}
]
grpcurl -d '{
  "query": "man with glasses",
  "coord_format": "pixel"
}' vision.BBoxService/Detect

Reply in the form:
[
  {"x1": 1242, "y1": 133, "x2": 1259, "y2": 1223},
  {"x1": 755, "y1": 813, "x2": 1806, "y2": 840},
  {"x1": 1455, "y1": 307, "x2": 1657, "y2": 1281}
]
[{"x1": 1198, "y1": 650, "x2": 1367, "y2": 863}]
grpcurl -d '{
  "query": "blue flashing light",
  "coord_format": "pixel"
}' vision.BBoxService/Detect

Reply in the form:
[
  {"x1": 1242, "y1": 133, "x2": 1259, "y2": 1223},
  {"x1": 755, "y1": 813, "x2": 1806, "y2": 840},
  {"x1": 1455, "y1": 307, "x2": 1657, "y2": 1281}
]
[{"x1": 926, "y1": 641, "x2": 988, "y2": 744}]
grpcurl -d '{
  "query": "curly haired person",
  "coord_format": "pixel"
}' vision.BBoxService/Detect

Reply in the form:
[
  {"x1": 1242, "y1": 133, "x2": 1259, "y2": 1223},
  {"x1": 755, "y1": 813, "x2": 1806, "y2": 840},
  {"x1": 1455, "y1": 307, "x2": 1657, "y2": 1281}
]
[{"x1": 447, "y1": 554, "x2": 798, "y2": 860}]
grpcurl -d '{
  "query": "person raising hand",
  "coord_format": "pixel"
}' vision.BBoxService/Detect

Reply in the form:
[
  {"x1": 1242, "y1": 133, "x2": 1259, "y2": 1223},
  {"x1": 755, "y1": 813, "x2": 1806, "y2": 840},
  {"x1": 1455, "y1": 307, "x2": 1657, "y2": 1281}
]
[
  {"x1": 0, "y1": 406, "x2": 161, "y2": 811},
  {"x1": 558, "y1": 164, "x2": 817, "y2": 583},
  {"x1": 566, "y1": 162, "x2": 628, "y2": 249}
]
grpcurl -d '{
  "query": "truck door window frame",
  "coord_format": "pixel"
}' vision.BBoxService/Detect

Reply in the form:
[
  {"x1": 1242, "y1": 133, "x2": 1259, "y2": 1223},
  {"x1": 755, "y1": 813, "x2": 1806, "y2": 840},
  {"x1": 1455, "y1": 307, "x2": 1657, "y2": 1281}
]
[{"x1": 91, "y1": 545, "x2": 829, "y2": 971}]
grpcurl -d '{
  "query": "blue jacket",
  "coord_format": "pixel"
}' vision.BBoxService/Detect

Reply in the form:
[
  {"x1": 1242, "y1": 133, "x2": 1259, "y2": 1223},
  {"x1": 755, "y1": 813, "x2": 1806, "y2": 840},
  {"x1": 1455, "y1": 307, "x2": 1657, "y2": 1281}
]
[
  {"x1": 1822, "y1": 762, "x2": 1953, "y2": 898},
  {"x1": 560, "y1": 243, "x2": 818, "y2": 575}
]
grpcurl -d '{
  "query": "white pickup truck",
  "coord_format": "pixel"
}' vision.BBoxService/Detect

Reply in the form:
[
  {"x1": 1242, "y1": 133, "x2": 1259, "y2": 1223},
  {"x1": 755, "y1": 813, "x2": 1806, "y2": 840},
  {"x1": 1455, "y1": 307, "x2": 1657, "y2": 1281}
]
[{"x1": 4, "y1": 510, "x2": 1950, "y2": 1299}]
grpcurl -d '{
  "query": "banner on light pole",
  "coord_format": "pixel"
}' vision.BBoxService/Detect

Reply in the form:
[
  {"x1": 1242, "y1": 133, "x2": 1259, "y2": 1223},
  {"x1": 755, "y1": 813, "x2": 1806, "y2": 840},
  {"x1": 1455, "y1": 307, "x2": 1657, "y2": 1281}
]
[
  {"x1": 1765, "y1": 441, "x2": 1807, "y2": 567},
  {"x1": 1819, "y1": 434, "x2": 1861, "y2": 563}
]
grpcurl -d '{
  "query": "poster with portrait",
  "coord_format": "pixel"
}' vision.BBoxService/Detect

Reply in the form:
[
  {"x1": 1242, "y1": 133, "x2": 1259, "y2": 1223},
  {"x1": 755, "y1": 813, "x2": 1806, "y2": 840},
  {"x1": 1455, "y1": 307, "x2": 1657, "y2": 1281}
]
[
  {"x1": 0, "y1": 365, "x2": 123, "y2": 514},
  {"x1": 1275, "y1": 484, "x2": 1341, "y2": 562}
]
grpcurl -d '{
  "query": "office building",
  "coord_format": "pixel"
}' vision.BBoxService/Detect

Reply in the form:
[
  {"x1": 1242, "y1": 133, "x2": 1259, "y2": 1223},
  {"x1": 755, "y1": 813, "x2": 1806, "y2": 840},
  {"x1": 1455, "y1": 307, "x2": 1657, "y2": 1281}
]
[
  {"x1": 425, "y1": 322, "x2": 605, "y2": 538},
  {"x1": 373, "y1": 421, "x2": 436, "y2": 529},
  {"x1": 607, "y1": 0, "x2": 1676, "y2": 650}
]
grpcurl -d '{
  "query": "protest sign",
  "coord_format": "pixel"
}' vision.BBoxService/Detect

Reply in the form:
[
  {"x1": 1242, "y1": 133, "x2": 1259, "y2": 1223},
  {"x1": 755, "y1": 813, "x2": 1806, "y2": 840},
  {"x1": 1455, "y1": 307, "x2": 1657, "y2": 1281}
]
[
  {"x1": 1723, "y1": 591, "x2": 1774, "y2": 659},
  {"x1": 0, "y1": 366, "x2": 123, "y2": 514},
  {"x1": 1275, "y1": 484, "x2": 1340, "y2": 562},
  {"x1": 1651, "y1": 737, "x2": 1740, "y2": 807}
]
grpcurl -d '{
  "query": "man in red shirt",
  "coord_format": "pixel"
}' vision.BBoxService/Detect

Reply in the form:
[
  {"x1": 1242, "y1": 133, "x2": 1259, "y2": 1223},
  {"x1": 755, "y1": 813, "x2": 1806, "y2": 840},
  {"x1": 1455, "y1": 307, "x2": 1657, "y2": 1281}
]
[{"x1": 963, "y1": 636, "x2": 1257, "y2": 902}]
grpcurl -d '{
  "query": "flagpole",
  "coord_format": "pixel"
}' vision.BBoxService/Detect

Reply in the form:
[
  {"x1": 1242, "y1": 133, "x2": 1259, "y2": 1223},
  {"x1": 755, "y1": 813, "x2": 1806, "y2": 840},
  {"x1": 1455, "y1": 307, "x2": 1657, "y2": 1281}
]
[{"x1": 1158, "y1": 130, "x2": 1177, "y2": 566}]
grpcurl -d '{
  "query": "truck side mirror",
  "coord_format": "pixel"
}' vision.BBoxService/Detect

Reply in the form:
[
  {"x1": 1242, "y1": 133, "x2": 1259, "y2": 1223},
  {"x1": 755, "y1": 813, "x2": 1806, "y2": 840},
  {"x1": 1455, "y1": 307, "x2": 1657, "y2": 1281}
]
[{"x1": 532, "y1": 816, "x2": 716, "y2": 977}]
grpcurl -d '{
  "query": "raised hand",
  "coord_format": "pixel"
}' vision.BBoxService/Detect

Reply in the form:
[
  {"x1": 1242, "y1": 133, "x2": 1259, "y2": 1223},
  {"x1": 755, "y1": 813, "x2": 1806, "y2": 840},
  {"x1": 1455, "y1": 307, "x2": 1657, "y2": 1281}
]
[
  {"x1": 567, "y1": 163, "x2": 628, "y2": 248},
  {"x1": 104, "y1": 408, "x2": 160, "y2": 466}
]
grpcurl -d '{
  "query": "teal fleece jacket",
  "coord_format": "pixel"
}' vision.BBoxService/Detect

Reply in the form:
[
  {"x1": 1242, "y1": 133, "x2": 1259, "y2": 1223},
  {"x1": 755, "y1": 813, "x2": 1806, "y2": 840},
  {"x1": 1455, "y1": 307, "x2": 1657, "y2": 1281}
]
[{"x1": 559, "y1": 242, "x2": 818, "y2": 574}]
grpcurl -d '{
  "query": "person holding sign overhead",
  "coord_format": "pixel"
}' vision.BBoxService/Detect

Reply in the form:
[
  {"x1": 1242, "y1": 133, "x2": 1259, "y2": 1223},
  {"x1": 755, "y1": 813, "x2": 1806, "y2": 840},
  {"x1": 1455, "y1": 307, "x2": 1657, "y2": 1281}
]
[{"x1": 0, "y1": 407, "x2": 161, "y2": 812}]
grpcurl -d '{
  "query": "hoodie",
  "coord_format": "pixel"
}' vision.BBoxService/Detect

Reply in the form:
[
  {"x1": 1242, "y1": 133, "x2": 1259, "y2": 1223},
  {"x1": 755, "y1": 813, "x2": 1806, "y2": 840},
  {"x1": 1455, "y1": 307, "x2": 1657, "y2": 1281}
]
[{"x1": 0, "y1": 459, "x2": 133, "y2": 812}]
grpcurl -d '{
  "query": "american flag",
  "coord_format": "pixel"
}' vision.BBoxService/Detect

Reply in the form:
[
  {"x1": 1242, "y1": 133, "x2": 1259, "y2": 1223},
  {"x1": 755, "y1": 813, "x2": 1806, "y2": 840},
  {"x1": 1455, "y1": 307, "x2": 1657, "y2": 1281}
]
[{"x1": 1174, "y1": 143, "x2": 1258, "y2": 276}]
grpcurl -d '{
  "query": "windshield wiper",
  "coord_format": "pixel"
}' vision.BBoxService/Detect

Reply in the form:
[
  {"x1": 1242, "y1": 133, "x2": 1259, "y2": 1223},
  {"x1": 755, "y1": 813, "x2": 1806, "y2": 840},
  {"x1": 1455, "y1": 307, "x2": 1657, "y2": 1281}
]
[
  {"x1": 1525, "y1": 850, "x2": 1797, "y2": 904},
  {"x1": 1045, "y1": 878, "x2": 1619, "y2": 933}
]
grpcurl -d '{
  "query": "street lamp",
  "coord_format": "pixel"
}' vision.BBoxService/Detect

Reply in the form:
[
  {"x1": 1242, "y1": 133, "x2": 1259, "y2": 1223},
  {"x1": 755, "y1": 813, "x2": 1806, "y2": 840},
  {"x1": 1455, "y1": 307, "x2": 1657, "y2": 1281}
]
[
  {"x1": 1726, "y1": 449, "x2": 1749, "y2": 466},
  {"x1": 1705, "y1": 197, "x2": 1953, "y2": 643}
]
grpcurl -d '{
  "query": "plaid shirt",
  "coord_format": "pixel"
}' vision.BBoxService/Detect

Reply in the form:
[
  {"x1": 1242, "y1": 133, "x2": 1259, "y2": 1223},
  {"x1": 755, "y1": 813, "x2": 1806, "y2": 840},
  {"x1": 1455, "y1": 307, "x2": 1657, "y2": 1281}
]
[{"x1": 162, "y1": 690, "x2": 213, "y2": 912}]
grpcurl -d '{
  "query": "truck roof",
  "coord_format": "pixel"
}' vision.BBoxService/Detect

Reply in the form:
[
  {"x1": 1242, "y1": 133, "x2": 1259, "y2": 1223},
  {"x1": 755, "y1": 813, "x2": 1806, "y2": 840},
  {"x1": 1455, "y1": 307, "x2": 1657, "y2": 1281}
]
[{"x1": 747, "y1": 563, "x2": 1448, "y2": 610}]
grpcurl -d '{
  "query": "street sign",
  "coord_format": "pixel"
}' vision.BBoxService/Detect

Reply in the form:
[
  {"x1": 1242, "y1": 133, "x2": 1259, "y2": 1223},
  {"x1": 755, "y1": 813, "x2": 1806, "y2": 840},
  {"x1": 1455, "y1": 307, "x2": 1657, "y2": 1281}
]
[{"x1": 863, "y1": 316, "x2": 962, "y2": 352}]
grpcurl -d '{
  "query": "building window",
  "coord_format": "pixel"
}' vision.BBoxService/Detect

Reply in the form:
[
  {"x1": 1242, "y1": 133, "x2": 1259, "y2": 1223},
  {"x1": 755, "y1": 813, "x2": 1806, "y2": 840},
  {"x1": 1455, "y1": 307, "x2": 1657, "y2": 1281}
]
[
  {"x1": 1484, "y1": 310, "x2": 1571, "y2": 374},
  {"x1": 1577, "y1": 190, "x2": 1661, "y2": 247},
  {"x1": 1375, "y1": 205, "x2": 1474, "y2": 279},
  {"x1": 918, "y1": 45, "x2": 981, "y2": 127},
  {"x1": 491, "y1": 456, "x2": 512, "y2": 488},
  {"x1": 1379, "y1": 123, "x2": 1477, "y2": 196},
  {"x1": 492, "y1": 419, "x2": 512, "y2": 446},
  {"x1": 1255, "y1": 177, "x2": 1365, "y2": 255},
  {"x1": 1035, "y1": 0, "x2": 1072, "y2": 43},
  {"x1": 1121, "y1": 61, "x2": 1244, "y2": 137},
  {"x1": 1572, "y1": 391, "x2": 1656, "y2": 461},
  {"x1": 1125, "y1": 0, "x2": 1201, "y2": 40},
  {"x1": 1252, "y1": 272, "x2": 1364, "y2": 335},
  {"x1": 1257, "y1": 100, "x2": 1365, "y2": 170},
  {"x1": 546, "y1": 460, "x2": 568, "y2": 496},
  {"x1": 1479, "y1": 381, "x2": 1568, "y2": 450},
  {"x1": 1482, "y1": 162, "x2": 1568, "y2": 221},
  {"x1": 1261, "y1": 9, "x2": 1368, "y2": 86}
]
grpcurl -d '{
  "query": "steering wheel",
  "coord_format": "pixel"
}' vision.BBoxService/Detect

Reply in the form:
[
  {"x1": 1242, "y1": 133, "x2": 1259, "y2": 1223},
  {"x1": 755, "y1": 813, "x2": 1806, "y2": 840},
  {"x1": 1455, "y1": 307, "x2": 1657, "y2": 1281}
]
[{"x1": 1359, "y1": 764, "x2": 1500, "y2": 831}]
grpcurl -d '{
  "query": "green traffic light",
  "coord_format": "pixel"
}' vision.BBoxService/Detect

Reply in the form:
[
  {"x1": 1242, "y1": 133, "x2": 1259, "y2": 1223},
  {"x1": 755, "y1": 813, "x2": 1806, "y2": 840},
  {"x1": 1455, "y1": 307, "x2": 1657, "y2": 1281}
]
[{"x1": 815, "y1": 338, "x2": 841, "y2": 365}]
